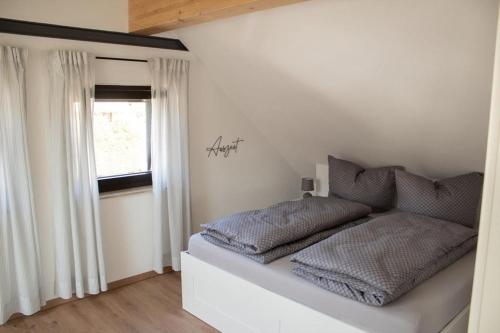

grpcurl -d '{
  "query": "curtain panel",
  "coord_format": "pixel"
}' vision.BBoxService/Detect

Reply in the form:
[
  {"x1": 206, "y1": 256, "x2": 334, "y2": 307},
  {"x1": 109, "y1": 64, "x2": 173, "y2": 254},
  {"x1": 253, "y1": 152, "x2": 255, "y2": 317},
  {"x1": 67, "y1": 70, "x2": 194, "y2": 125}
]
[
  {"x1": 49, "y1": 50, "x2": 107, "y2": 298},
  {"x1": 0, "y1": 46, "x2": 45, "y2": 324},
  {"x1": 149, "y1": 58, "x2": 191, "y2": 272}
]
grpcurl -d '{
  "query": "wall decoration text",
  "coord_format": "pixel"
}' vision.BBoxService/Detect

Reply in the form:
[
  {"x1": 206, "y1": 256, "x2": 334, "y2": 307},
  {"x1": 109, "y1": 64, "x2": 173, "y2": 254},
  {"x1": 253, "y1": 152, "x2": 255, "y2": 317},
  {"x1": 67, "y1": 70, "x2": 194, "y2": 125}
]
[{"x1": 207, "y1": 136, "x2": 244, "y2": 158}]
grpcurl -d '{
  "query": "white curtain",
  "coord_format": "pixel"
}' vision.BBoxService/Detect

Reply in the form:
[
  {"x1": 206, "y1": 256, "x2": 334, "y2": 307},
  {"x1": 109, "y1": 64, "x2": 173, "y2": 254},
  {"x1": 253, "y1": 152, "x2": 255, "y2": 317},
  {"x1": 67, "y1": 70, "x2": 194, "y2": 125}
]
[
  {"x1": 0, "y1": 46, "x2": 45, "y2": 324},
  {"x1": 149, "y1": 58, "x2": 191, "y2": 273},
  {"x1": 49, "y1": 50, "x2": 107, "y2": 298}
]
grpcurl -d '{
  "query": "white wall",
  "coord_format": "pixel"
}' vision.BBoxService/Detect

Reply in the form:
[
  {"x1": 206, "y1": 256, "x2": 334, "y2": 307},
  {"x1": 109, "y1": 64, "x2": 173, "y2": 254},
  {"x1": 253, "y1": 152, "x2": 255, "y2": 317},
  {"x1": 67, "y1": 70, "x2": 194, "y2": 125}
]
[
  {"x1": 0, "y1": 0, "x2": 128, "y2": 32},
  {"x1": 100, "y1": 191, "x2": 154, "y2": 282},
  {"x1": 469, "y1": 4, "x2": 500, "y2": 331},
  {"x1": 0, "y1": 0, "x2": 300, "y2": 298},
  {"x1": 174, "y1": 0, "x2": 499, "y2": 179},
  {"x1": 189, "y1": 61, "x2": 299, "y2": 232}
]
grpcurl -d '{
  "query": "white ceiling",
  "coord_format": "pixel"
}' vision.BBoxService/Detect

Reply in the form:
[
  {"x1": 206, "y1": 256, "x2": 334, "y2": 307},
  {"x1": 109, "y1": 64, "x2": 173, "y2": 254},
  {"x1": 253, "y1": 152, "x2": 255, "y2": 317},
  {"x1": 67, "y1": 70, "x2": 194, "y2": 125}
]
[{"x1": 167, "y1": 0, "x2": 499, "y2": 178}]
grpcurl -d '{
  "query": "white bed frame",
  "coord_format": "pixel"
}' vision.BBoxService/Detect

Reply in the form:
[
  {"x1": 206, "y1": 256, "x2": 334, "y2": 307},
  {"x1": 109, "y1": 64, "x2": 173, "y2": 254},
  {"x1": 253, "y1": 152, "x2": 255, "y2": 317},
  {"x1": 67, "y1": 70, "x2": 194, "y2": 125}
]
[{"x1": 181, "y1": 163, "x2": 470, "y2": 333}]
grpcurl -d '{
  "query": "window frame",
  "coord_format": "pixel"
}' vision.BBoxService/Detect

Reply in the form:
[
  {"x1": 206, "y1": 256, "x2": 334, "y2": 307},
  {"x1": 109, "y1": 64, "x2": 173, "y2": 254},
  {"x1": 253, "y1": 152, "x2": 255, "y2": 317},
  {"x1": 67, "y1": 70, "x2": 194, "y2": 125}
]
[{"x1": 94, "y1": 85, "x2": 152, "y2": 193}]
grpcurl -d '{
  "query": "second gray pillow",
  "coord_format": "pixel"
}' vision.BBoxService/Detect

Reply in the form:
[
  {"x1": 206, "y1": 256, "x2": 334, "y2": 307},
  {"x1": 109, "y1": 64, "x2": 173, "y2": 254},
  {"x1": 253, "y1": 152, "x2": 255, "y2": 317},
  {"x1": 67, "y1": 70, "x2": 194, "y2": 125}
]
[{"x1": 395, "y1": 169, "x2": 483, "y2": 228}]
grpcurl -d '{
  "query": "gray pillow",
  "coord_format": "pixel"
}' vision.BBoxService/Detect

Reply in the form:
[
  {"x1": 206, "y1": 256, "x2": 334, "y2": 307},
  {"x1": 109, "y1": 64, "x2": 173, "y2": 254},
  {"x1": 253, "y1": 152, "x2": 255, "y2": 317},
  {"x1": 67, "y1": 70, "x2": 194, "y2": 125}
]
[
  {"x1": 328, "y1": 155, "x2": 404, "y2": 211},
  {"x1": 395, "y1": 170, "x2": 483, "y2": 228}
]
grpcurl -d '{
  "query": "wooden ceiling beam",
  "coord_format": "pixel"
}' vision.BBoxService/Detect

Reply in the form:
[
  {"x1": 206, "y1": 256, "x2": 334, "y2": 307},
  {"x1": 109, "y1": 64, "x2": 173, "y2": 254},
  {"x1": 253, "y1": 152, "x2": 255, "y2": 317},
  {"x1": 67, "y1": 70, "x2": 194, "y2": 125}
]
[{"x1": 129, "y1": 0, "x2": 308, "y2": 35}]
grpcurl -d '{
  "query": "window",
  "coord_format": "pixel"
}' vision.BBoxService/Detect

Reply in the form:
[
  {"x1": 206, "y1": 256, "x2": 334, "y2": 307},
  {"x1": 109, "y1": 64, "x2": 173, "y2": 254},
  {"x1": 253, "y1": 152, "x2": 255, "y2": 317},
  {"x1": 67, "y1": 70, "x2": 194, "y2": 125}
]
[{"x1": 93, "y1": 85, "x2": 152, "y2": 192}]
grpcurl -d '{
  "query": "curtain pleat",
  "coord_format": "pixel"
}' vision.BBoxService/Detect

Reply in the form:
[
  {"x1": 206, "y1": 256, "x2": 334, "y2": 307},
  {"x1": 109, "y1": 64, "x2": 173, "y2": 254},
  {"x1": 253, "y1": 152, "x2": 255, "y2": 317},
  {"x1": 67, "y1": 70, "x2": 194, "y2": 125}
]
[
  {"x1": 0, "y1": 45, "x2": 45, "y2": 324},
  {"x1": 149, "y1": 58, "x2": 191, "y2": 272},
  {"x1": 49, "y1": 50, "x2": 107, "y2": 298}
]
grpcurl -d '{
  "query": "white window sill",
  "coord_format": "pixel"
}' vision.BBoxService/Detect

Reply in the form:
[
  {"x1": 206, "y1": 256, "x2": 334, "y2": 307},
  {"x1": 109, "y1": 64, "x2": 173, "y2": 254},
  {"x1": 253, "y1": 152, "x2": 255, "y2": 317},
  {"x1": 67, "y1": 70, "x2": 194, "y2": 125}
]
[{"x1": 99, "y1": 186, "x2": 152, "y2": 199}]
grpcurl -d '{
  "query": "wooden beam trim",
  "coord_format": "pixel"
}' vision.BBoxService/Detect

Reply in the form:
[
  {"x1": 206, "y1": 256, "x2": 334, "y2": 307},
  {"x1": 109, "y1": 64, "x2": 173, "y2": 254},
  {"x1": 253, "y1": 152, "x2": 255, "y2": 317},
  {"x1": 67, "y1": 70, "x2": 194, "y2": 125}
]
[
  {"x1": 130, "y1": 0, "x2": 289, "y2": 25},
  {"x1": 129, "y1": 0, "x2": 307, "y2": 34},
  {"x1": 131, "y1": 0, "x2": 260, "y2": 21}
]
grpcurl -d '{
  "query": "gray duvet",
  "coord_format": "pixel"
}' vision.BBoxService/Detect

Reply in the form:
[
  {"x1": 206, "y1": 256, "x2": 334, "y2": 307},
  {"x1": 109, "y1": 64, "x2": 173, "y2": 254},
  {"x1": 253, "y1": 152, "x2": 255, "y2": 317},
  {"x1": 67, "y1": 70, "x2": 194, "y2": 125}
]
[
  {"x1": 201, "y1": 197, "x2": 371, "y2": 264},
  {"x1": 291, "y1": 212, "x2": 477, "y2": 306}
]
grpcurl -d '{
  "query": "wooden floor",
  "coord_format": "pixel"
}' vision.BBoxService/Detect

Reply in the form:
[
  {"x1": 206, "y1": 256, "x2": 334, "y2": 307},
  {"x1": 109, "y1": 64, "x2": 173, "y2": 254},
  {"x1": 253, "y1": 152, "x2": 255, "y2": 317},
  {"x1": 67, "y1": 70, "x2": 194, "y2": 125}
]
[{"x1": 1, "y1": 273, "x2": 218, "y2": 333}]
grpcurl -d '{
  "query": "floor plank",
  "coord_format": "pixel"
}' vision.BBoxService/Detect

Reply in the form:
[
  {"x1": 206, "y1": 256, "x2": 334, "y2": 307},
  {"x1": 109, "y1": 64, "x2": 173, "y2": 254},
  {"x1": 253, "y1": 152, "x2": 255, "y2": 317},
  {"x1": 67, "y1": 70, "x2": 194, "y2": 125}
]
[{"x1": 1, "y1": 273, "x2": 218, "y2": 333}]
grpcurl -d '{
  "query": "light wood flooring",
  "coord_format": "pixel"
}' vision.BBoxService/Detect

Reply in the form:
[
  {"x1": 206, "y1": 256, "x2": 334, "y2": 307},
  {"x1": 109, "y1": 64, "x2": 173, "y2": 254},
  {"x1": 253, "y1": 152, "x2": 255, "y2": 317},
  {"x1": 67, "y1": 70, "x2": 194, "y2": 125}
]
[{"x1": 1, "y1": 272, "x2": 218, "y2": 333}]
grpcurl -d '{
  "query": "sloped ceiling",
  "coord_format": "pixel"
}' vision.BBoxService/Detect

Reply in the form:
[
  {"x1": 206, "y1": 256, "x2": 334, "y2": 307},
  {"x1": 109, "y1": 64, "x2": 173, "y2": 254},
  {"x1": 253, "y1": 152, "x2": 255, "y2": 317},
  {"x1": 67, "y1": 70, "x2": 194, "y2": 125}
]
[{"x1": 166, "y1": 0, "x2": 499, "y2": 178}]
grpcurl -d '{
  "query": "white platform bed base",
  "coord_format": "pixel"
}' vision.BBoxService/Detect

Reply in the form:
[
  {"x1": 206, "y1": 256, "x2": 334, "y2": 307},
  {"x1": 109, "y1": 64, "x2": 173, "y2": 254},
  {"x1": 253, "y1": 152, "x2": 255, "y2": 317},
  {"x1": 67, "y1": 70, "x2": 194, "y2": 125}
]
[{"x1": 181, "y1": 252, "x2": 469, "y2": 333}]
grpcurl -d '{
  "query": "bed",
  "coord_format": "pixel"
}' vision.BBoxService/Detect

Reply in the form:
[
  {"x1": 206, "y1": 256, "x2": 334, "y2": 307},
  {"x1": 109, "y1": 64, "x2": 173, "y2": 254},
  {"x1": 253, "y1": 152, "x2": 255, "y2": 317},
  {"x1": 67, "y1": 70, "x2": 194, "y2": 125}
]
[{"x1": 181, "y1": 163, "x2": 475, "y2": 333}]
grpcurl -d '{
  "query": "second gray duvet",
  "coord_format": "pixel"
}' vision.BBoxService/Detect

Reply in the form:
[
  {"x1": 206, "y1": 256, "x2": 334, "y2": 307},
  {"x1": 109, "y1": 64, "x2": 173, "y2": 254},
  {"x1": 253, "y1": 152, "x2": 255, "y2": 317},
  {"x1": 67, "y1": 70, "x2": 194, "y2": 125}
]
[{"x1": 291, "y1": 212, "x2": 477, "y2": 306}]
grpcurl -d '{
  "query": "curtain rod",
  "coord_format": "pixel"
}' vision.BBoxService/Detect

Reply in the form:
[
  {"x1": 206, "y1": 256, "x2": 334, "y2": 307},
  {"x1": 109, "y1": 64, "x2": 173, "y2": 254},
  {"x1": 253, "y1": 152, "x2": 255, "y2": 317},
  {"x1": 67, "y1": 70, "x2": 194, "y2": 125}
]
[{"x1": 96, "y1": 56, "x2": 148, "y2": 63}]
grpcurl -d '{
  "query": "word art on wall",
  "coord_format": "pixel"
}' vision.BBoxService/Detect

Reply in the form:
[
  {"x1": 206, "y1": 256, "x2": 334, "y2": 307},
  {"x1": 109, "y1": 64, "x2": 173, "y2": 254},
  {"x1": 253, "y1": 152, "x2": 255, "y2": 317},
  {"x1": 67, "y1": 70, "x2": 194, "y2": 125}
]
[{"x1": 207, "y1": 136, "x2": 244, "y2": 158}]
